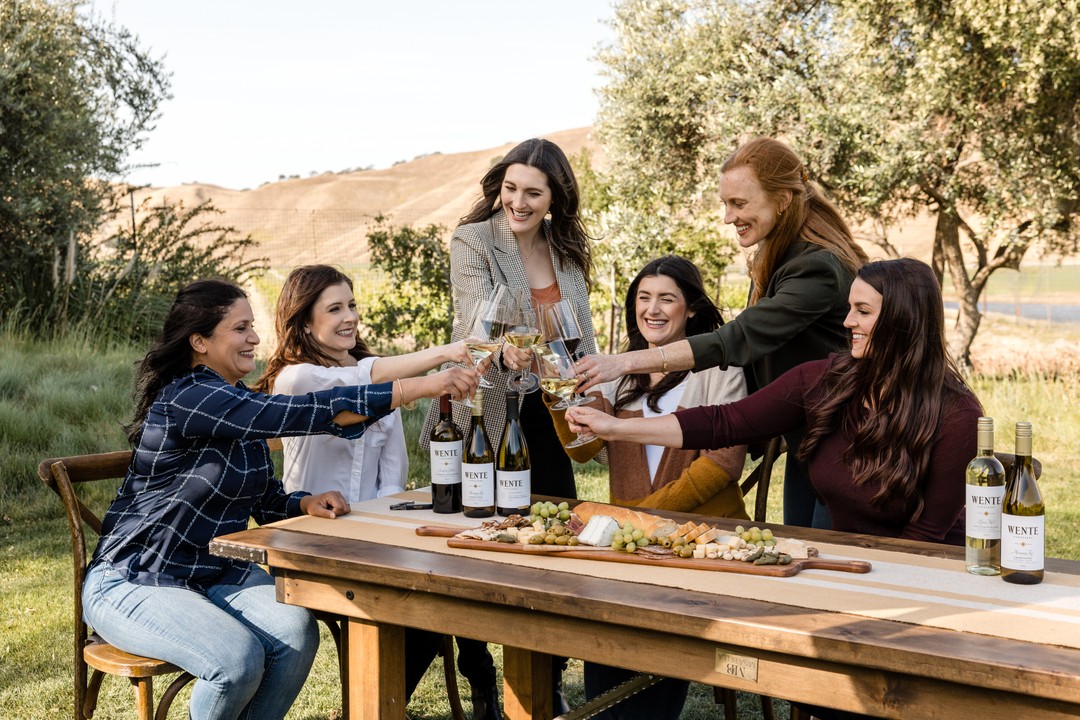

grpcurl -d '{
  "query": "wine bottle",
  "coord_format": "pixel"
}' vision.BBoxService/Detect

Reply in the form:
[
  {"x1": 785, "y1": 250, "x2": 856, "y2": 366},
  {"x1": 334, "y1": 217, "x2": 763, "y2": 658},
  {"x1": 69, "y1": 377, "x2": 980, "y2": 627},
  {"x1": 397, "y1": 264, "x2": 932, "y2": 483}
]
[
  {"x1": 429, "y1": 394, "x2": 463, "y2": 514},
  {"x1": 965, "y1": 417, "x2": 1006, "y2": 575},
  {"x1": 461, "y1": 389, "x2": 495, "y2": 518},
  {"x1": 496, "y1": 391, "x2": 530, "y2": 516},
  {"x1": 1001, "y1": 421, "x2": 1045, "y2": 585}
]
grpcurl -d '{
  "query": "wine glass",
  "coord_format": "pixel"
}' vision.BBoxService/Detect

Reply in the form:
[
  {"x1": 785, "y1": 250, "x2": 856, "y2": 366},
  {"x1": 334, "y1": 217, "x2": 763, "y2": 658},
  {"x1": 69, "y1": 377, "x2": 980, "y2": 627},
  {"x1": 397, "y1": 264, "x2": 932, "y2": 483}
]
[
  {"x1": 535, "y1": 342, "x2": 597, "y2": 449},
  {"x1": 460, "y1": 293, "x2": 513, "y2": 406},
  {"x1": 505, "y1": 289, "x2": 541, "y2": 394},
  {"x1": 535, "y1": 341, "x2": 594, "y2": 409},
  {"x1": 537, "y1": 299, "x2": 584, "y2": 360},
  {"x1": 537, "y1": 300, "x2": 592, "y2": 406}
]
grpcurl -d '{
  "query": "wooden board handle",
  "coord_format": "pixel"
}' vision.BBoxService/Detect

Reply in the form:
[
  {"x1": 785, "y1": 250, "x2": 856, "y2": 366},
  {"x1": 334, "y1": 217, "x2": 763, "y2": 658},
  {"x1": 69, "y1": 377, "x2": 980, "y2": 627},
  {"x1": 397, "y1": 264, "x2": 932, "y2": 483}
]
[
  {"x1": 796, "y1": 558, "x2": 872, "y2": 574},
  {"x1": 415, "y1": 526, "x2": 461, "y2": 538}
]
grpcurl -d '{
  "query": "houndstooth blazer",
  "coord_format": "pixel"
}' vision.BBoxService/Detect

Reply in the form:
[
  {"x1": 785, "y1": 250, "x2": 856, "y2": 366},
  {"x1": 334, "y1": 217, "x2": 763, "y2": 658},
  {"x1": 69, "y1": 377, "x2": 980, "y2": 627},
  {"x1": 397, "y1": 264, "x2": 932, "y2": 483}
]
[{"x1": 420, "y1": 210, "x2": 597, "y2": 451}]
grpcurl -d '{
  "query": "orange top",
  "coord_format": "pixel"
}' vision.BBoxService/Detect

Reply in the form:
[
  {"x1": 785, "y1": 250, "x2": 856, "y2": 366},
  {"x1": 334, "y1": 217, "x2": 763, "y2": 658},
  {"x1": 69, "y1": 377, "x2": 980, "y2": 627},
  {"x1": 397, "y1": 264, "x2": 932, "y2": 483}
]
[{"x1": 530, "y1": 282, "x2": 561, "y2": 308}]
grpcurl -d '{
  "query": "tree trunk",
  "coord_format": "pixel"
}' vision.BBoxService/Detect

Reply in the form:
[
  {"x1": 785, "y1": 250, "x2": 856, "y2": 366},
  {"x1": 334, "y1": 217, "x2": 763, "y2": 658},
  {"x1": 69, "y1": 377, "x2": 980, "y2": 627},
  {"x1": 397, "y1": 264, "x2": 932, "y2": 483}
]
[{"x1": 936, "y1": 209, "x2": 981, "y2": 372}]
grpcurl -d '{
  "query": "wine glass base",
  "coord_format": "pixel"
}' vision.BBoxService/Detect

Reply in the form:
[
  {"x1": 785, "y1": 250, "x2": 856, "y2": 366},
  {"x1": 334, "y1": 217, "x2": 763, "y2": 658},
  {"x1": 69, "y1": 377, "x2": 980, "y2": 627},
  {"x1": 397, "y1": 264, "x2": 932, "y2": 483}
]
[
  {"x1": 566, "y1": 394, "x2": 595, "y2": 407},
  {"x1": 565, "y1": 433, "x2": 597, "y2": 449},
  {"x1": 507, "y1": 373, "x2": 540, "y2": 394},
  {"x1": 478, "y1": 378, "x2": 494, "y2": 389}
]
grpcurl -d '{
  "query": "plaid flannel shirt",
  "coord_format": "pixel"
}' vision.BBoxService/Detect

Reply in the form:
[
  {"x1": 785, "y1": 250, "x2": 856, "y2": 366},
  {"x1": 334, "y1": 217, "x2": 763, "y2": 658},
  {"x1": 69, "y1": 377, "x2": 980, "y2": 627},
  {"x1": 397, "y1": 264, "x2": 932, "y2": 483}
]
[{"x1": 91, "y1": 365, "x2": 392, "y2": 591}]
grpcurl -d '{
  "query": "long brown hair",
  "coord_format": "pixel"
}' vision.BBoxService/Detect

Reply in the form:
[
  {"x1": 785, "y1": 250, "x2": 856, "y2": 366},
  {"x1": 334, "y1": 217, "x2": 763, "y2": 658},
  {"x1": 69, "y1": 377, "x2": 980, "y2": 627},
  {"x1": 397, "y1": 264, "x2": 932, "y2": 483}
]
[
  {"x1": 722, "y1": 137, "x2": 867, "y2": 302},
  {"x1": 615, "y1": 256, "x2": 724, "y2": 413},
  {"x1": 799, "y1": 258, "x2": 978, "y2": 515},
  {"x1": 127, "y1": 279, "x2": 247, "y2": 444},
  {"x1": 253, "y1": 265, "x2": 372, "y2": 394},
  {"x1": 461, "y1": 138, "x2": 594, "y2": 288}
]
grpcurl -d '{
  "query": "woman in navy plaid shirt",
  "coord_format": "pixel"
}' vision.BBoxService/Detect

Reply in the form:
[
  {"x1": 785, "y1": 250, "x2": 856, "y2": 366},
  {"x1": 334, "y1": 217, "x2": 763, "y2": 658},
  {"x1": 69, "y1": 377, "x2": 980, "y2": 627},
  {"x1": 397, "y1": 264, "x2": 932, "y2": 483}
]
[{"x1": 82, "y1": 279, "x2": 478, "y2": 720}]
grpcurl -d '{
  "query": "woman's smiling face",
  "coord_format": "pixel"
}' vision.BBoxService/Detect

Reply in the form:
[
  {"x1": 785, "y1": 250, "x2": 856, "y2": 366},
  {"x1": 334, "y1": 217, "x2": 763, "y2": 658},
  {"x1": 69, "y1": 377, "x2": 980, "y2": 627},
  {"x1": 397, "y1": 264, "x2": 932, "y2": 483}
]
[
  {"x1": 720, "y1": 165, "x2": 784, "y2": 249},
  {"x1": 635, "y1": 274, "x2": 694, "y2": 348},
  {"x1": 500, "y1": 163, "x2": 552, "y2": 239},
  {"x1": 190, "y1": 299, "x2": 259, "y2": 384},
  {"x1": 845, "y1": 277, "x2": 883, "y2": 359},
  {"x1": 306, "y1": 281, "x2": 359, "y2": 364}
]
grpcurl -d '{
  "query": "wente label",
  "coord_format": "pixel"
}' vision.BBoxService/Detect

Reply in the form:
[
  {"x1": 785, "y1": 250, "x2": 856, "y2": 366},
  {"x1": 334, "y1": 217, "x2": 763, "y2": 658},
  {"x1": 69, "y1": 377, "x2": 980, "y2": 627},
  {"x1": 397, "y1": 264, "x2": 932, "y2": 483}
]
[
  {"x1": 967, "y1": 485, "x2": 1005, "y2": 539},
  {"x1": 430, "y1": 441, "x2": 462, "y2": 486},
  {"x1": 1001, "y1": 513, "x2": 1045, "y2": 570},
  {"x1": 497, "y1": 469, "x2": 530, "y2": 508},
  {"x1": 461, "y1": 462, "x2": 494, "y2": 506}
]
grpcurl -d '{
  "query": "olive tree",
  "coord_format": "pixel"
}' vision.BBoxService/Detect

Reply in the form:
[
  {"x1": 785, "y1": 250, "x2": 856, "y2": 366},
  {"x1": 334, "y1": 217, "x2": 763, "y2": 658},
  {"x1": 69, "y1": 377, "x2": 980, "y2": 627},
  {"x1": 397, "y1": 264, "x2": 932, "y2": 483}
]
[
  {"x1": 597, "y1": 0, "x2": 1080, "y2": 369},
  {"x1": 0, "y1": 0, "x2": 171, "y2": 330}
]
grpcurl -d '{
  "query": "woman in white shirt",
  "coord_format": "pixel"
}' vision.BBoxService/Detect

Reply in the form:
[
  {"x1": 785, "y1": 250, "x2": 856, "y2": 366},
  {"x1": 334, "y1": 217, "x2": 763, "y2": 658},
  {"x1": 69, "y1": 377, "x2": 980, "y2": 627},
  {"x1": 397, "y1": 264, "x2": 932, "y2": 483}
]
[
  {"x1": 255, "y1": 265, "x2": 473, "y2": 501},
  {"x1": 253, "y1": 264, "x2": 486, "y2": 707}
]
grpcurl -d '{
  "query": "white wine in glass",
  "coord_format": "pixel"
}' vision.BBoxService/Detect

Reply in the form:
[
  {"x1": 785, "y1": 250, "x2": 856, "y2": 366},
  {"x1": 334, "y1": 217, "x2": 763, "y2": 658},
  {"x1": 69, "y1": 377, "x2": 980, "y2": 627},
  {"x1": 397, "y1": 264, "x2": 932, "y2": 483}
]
[{"x1": 506, "y1": 288, "x2": 541, "y2": 394}]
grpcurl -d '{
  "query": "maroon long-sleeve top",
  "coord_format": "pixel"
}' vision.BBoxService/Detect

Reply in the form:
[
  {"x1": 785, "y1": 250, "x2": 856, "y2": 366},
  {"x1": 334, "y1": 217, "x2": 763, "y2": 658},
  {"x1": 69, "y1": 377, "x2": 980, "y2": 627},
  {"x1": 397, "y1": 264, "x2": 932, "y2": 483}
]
[{"x1": 675, "y1": 358, "x2": 981, "y2": 544}]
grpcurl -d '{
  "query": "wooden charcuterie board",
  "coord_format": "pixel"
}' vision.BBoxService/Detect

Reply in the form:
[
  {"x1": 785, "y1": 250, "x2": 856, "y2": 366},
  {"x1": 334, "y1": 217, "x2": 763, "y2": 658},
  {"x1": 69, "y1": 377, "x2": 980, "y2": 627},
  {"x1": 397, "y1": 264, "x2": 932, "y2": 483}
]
[{"x1": 416, "y1": 526, "x2": 871, "y2": 577}]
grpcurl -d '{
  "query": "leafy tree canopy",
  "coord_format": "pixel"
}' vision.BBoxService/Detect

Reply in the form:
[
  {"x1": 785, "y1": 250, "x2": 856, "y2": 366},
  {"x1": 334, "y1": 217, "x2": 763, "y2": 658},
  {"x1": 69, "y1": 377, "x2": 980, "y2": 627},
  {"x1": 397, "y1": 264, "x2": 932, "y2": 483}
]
[
  {"x1": 597, "y1": 0, "x2": 1080, "y2": 367},
  {"x1": 1, "y1": 0, "x2": 171, "y2": 331}
]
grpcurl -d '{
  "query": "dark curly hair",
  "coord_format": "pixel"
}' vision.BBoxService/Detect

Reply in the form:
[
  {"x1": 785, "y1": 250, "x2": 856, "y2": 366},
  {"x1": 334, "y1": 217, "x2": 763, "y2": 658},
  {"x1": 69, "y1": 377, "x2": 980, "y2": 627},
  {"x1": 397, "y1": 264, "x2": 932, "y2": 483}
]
[{"x1": 460, "y1": 138, "x2": 594, "y2": 288}]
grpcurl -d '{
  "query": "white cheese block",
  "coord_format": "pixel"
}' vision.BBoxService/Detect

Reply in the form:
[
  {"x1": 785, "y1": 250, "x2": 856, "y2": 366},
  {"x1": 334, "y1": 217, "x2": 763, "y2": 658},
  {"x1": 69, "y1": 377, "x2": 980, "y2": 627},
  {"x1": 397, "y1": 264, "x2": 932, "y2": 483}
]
[{"x1": 578, "y1": 515, "x2": 620, "y2": 546}]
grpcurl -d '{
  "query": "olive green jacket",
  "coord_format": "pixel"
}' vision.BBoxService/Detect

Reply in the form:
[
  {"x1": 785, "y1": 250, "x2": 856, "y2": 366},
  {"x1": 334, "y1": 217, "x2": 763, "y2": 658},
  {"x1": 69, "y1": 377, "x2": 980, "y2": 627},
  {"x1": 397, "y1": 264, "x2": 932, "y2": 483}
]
[{"x1": 687, "y1": 242, "x2": 855, "y2": 393}]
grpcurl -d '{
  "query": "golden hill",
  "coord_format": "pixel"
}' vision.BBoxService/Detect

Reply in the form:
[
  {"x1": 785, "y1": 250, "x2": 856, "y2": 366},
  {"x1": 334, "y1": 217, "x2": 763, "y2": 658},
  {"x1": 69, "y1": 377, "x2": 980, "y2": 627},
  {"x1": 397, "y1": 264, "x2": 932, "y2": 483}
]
[{"x1": 128, "y1": 127, "x2": 602, "y2": 269}]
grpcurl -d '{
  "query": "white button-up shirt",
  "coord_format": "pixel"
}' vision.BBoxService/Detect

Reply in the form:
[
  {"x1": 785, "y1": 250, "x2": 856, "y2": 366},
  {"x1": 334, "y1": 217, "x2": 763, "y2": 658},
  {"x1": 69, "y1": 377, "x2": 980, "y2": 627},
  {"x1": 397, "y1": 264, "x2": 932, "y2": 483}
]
[{"x1": 274, "y1": 358, "x2": 407, "y2": 502}]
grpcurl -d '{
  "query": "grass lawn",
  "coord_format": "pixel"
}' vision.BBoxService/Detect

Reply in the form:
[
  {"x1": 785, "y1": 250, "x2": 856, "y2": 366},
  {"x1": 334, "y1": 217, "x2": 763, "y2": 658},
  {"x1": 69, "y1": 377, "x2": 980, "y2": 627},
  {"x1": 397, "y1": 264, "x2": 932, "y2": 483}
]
[{"x1": 2, "y1": 318, "x2": 1079, "y2": 719}]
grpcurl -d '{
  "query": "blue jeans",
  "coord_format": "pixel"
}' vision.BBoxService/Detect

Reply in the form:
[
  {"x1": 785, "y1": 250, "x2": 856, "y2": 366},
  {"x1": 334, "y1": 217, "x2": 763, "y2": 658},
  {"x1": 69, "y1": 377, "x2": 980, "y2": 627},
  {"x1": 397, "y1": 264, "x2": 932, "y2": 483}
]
[{"x1": 83, "y1": 563, "x2": 318, "y2": 720}]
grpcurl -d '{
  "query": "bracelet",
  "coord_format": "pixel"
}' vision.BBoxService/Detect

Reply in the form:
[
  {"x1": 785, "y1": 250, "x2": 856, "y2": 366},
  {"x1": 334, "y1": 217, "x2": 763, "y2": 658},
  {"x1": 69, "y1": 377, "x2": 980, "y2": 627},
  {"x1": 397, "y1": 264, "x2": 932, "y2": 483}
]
[
  {"x1": 657, "y1": 345, "x2": 669, "y2": 375},
  {"x1": 394, "y1": 378, "x2": 417, "y2": 411}
]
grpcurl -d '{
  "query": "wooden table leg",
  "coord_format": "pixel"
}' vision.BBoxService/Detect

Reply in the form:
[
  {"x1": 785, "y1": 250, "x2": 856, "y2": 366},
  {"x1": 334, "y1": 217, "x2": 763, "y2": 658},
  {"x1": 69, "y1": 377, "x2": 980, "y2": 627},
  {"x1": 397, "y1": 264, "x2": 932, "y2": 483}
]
[
  {"x1": 348, "y1": 618, "x2": 406, "y2": 720},
  {"x1": 503, "y1": 646, "x2": 552, "y2": 720}
]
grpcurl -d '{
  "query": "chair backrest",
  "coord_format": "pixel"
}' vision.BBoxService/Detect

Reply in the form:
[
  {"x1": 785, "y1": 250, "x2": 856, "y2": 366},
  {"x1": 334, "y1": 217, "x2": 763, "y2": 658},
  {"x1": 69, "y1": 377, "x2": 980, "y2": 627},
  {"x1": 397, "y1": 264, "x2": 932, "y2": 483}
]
[
  {"x1": 38, "y1": 451, "x2": 133, "y2": 720},
  {"x1": 739, "y1": 436, "x2": 785, "y2": 523},
  {"x1": 995, "y1": 451, "x2": 1042, "y2": 480}
]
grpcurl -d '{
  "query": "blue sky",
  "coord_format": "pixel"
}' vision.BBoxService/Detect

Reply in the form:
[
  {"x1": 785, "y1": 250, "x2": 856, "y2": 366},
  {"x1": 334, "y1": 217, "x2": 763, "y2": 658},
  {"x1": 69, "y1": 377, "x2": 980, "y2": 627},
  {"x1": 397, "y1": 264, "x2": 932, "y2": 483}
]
[{"x1": 91, "y1": 0, "x2": 614, "y2": 190}]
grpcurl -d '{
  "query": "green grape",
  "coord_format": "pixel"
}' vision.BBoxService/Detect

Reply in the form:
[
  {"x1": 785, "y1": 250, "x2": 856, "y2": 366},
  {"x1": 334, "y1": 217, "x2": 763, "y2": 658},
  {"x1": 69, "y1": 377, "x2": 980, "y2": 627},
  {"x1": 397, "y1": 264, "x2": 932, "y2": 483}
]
[
  {"x1": 734, "y1": 525, "x2": 746, "y2": 535},
  {"x1": 631, "y1": 529, "x2": 644, "y2": 541},
  {"x1": 558, "y1": 501, "x2": 570, "y2": 511},
  {"x1": 531, "y1": 502, "x2": 542, "y2": 515},
  {"x1": 540, "y1": 507, "x2": 551, "y2": 518},
  {"x1": 558, "y1": 510, "x2": 571, "y2": 521},
  {"x1": 637, "y1": 536, "x2": 651, "y2": 547},
  {"x1": 761, "y1": 528, "x2": 774, "y2": 541},
  {"x1": 625, "y1": 541, "x2": 637, "y2": 552},
  {"x1": 612, "y1": 539, "x2": 624, "y2": 550}
]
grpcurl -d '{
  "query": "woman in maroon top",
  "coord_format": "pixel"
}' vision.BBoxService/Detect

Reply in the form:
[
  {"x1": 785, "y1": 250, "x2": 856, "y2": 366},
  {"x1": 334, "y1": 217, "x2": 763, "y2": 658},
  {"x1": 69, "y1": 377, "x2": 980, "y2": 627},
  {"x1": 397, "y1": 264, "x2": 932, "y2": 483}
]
[{"x1": 567, "y1": 257, "x2": 982, "y2": 545}]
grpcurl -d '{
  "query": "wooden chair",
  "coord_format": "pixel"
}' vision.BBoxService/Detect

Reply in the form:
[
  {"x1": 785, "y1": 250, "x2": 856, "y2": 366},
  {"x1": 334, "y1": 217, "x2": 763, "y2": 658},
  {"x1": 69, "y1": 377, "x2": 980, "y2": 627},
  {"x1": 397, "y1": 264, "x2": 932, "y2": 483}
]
[{"x1": 38, "y1": 450, "x2": 196, "y2": 720}]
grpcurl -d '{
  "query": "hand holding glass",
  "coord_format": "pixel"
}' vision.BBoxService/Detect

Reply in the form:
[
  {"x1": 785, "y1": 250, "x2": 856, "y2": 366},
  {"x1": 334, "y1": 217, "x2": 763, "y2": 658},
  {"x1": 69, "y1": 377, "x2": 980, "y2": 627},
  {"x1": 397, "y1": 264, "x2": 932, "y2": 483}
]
[
  {"x1": 536, "y1": 343, "x2": 597, "y2": 448},
  {"x1": 460, "y1": 295, "x2": 512, "y2": 406}
]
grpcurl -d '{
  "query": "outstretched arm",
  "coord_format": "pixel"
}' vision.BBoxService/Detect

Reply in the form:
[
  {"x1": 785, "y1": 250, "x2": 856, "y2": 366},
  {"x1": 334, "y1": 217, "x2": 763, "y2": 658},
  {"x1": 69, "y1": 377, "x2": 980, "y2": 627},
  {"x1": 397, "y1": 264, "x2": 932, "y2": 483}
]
[
  {"x1": 369, "y1": 342, "x2": 473, "y2": 382},
  {"x1": 565, "y1": 406, "x2": 684, "y2": 447}
]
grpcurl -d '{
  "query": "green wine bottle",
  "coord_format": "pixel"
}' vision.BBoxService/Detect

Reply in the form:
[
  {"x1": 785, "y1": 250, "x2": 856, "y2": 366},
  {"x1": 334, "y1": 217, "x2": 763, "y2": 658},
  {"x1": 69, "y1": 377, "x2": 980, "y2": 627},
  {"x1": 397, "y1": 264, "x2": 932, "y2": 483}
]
[
  {"x1": 496, "y1": 391, "x2": 530, "y2": 516},
  {"x1": 1001, "y1": 421, "x2": 1044, "y2": 585}
]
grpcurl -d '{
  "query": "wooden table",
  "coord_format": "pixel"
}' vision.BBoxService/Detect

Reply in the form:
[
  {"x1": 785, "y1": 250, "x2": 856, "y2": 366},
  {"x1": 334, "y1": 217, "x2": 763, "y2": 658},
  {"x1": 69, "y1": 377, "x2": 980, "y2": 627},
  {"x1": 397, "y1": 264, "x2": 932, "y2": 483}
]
[{"x1": 210, "y1": 497, "x2": 1080, "y2": 719}]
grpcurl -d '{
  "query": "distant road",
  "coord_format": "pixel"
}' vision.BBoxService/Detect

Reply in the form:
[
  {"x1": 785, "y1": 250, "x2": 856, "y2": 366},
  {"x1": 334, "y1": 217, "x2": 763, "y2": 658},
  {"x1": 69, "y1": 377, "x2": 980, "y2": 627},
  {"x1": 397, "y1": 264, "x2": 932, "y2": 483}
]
[{"x1": 945, "y1": 301, "x2": 1080, "y2": 324}]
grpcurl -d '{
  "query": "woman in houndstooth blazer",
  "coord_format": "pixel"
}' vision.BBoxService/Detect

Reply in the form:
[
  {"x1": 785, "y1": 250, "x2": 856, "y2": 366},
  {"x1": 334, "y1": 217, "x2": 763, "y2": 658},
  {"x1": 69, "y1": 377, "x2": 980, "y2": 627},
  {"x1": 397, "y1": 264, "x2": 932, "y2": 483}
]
[
  {"x1": 421, "y1": 139, "x2": 596, "y2": 718},
  {"x1": 422, "y1": 138, "x2": 597, "y2": 501}
]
